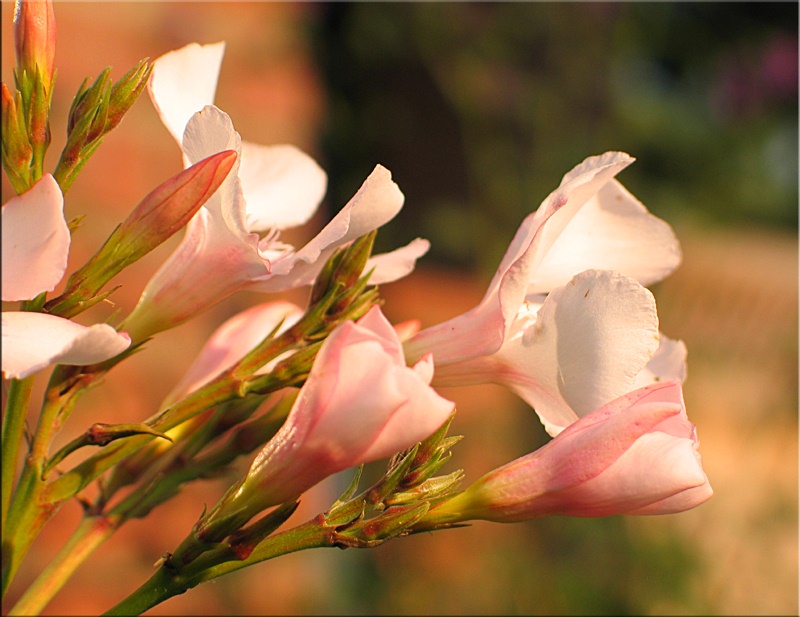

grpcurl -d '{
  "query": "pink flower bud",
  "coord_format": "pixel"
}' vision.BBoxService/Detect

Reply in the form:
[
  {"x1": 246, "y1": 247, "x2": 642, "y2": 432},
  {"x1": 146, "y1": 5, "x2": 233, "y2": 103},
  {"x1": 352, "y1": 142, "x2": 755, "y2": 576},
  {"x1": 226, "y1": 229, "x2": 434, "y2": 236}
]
[
  {"x1": 13, "y1": 0, "x2": 56, "y2": 87},
  {"x1": 237, "y1": 306, "x2": 456, "y2": 510},
  {"x1": 427, "y1": 381, "x2": 712, "y2": 523}
]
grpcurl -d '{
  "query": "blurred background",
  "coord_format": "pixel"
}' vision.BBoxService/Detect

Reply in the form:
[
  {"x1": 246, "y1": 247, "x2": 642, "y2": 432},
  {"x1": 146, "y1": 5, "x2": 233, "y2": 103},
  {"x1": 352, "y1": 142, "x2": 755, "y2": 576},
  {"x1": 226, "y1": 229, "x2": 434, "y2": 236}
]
[{"x1": 2, "y1": 2, "x2": 797, "y2": 615}]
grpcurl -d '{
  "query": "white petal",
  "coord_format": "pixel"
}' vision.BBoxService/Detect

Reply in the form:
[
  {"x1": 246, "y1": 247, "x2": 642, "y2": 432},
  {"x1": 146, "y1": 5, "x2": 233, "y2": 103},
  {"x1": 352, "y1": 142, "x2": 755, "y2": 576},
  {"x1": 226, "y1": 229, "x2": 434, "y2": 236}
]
[
  {"x1": 250, "y1": 164, "x2": 404, "y2": 292},
  {"x1": 530, "y1": 179, "x2": 682, "y2": 292},
  {"x1": 2, "y1": 175, "x2": 69, "y2": 302},
  {"x1": 1, "y1": 312, "x2": 131, "y2": 380},
  {"x1": 634, "y1": 334, "x2": 688, "y2": 388},
  {"x1": 500, "y1": 269, "x2": 660, "y2": 436},
  {"x1": 181, "y1": 106, "x2": 248, "y2": 234},
  {"x1": 239, "y1": 142, "x2": 327, "y2": 232},
  {"x1": 148, "y1": 42, "x2": 226, "y2": 145},
  {"x1": 367, "y1": 238, "x2": 430, "y2": 284}
]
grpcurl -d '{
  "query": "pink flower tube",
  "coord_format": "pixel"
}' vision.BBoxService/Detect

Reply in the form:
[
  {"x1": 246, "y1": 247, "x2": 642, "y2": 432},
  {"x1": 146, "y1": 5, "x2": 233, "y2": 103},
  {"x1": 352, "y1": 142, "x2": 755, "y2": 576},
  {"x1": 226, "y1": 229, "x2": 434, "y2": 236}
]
[
  {"x1": 232, "y1": 306, "x2": 455, "y2": 510},
  {"x1": 426, "y1": 381, "x2": 712, "y2": 523}
]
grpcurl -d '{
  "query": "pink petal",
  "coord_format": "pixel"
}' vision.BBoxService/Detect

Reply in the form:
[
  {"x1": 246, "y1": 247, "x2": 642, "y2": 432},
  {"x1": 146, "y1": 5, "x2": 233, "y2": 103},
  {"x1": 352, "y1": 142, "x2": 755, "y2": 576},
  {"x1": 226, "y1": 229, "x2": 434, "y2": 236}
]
[
  {"x1": 2, "y1": 312, "x2": 131, "y2": 380},
  {"x1": 148, "y1": 42, "x2": 226, "y2": 145},
  {"x1": 244, "y1": 306, "x2": 454, "y2": 506},
  {"x1": 458, "y1": 381, "x2": 711, "y2": 520},
  {"x1": 2, "y1": 174, "x2": 69, "y2": 301},
  {"x1": 239, "y1": 142, "x2": 327, "y2": 232}
]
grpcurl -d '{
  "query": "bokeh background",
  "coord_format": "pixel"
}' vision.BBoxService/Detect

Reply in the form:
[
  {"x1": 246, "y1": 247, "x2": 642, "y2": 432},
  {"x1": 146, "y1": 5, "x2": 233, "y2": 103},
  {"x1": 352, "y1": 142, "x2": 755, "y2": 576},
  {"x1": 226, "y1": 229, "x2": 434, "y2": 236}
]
[{"x1": 2, "y1": 2, "x2": 797, "y2": 615}]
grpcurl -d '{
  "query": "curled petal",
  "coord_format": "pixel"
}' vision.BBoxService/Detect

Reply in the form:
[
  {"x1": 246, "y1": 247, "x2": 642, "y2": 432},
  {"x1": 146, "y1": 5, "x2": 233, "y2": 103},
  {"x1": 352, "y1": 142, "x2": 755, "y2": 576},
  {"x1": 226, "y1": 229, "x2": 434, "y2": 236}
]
[
  {"x1": 503, "y1": 269, "x2": 660, "y2": 436},
  {"x1": 366, "y1": 238, "x2": 430, "y2": 285},
  {"x1": 2, "y1": 174, "x2": 68, "y2": 301},
  {"x1": 430, "y1": 270, "x2": 661, "y2": 437},
  {"x1": 148, "y1": 41, "x2": 226, "y2": 145},
  {"x1": 2, "y1": 312, "x2": 131, "y2": 380},
  {"x1": 239, "y1": 142, "x2": 327, "y2": 232},
  {"x1": 530, "y1": 179, "x2": 681, "y2": 293},
  {"x1": 251, "y1": 164, "x2": 405, "y2": 292}
]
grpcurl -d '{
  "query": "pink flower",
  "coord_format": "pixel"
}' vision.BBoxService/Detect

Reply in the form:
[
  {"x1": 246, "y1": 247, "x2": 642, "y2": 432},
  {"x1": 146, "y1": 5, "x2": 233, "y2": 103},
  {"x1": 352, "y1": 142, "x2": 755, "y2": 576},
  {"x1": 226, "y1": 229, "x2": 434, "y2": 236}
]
[
  {"x1": 122, "y1": 43, "x2": 428, "y2": 340},
  {"x1": 234, "y1": 306, "x2": 455, "y2": 509},
  {"x1": 427, "y1": 381, "x2": 712, "y2": 522},
  {"x1": 1, "y1": 175, "x2": 130, "y2": 379}
]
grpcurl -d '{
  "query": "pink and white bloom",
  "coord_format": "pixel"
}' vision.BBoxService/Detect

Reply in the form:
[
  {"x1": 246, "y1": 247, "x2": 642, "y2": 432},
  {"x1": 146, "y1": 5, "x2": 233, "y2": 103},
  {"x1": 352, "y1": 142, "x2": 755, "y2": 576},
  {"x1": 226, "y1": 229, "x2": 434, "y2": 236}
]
[
  {"x1": 426, "y1": 380, "x2": 712, "y2": 522},
  {"x1": 431, "y1": 269, "x2": 674, "y2": 437},
  {"x1": 404, "y1": 152, "x2": 684, "y2": 436},
  {"x1": 2, "y1": 175, "x2": 130, "y2": 379},
  {"x1": 233, "y1": 305, "x2": 455, "y2": 509},
  {"x1": 122, "y1": 43, "x2": 428, "y2": 340},
  {"x1": 405, "y1": 151, "x2": 680, "y2": 368}
]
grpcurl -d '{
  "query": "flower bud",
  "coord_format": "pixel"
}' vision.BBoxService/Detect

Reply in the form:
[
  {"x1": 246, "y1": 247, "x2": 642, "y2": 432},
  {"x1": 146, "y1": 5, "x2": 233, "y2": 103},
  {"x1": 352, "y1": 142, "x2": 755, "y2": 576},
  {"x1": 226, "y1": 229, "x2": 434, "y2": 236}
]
[
  {"x1": 1, "y1": 83, "x2": 33, "y2": 192},
  {"x1": 14, "y1": 0, "x2": 56, "y2": 88},
  {"x1": 45, "y1": 150, "x2": 237, "y2": 319}
]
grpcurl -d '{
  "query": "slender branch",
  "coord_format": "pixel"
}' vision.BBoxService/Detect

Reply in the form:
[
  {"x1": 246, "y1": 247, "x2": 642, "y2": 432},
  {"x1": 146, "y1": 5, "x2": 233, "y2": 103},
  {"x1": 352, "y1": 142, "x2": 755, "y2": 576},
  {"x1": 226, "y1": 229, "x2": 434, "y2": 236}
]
[
  {"x1": 7, "y1": 514, "x2": 118, "y2": 616},
  {"x1": 102, "y1": 518, "x2": 335, "y2": 616}
]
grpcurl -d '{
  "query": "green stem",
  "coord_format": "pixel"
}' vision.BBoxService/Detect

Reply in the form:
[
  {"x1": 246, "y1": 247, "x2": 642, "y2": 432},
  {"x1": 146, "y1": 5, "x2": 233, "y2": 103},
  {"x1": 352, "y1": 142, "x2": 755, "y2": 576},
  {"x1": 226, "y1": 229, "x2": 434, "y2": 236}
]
[
  {"x1": 7, "y1": 514, "x2": 117, "y2": 616},
  {"x1": 1, "y1": 376, "x2": 35, "y2": 535},
  {"x1": 2, "y1": 382, "x2": 70, "y2": 594},
  {"x1": 103, "y1": 517, "x2": 335, "y2": 616}
]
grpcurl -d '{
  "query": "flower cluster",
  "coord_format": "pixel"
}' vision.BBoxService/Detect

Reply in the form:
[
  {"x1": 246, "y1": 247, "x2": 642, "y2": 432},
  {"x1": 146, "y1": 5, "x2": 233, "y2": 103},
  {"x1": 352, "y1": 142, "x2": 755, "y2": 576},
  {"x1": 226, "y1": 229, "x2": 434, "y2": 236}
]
[{"x1": 1, "y1": 4, "x2": 711, "y2": 615}]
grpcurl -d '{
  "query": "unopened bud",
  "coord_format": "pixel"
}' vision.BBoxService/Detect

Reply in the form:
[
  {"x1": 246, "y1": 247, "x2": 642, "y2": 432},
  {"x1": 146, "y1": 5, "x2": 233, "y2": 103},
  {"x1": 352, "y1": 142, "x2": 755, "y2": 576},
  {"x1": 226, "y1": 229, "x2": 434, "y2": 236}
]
[
  {"x1": 14, "y1": 0, "x2": 56, "y2": 88},
  {"x1": 1, "y1": 83, "x2": 33, "y2": 192},
  {"x1": 107, "y1": 59, "x2": 152, "y2": 132},
  {"x1": 45, "y1": 150, "x2": 237, "y2": 319},
  {"x1": 113, "y1": 150, "x2": 237, "y2": 263},
  {"x1": 334, "y1": 502, "x2": 430, "y2": 548}
]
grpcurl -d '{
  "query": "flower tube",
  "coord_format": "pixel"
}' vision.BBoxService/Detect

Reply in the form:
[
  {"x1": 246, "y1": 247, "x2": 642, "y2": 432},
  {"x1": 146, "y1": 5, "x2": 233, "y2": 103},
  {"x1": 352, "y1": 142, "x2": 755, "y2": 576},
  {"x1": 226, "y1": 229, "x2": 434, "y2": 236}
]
[{"x1": 422, "y1": 381, "x2": 712, "y2": 524}]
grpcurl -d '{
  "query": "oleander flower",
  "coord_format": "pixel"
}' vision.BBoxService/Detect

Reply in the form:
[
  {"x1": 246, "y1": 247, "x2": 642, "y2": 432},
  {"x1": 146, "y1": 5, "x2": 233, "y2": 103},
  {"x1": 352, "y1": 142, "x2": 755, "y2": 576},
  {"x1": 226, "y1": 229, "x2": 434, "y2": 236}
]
[
  {"x1": 232, "y1": 305, "x2": 456, "y2": 510},
  {"x1": 431, "y1": 269, "x2": 679, "y2": 437},
  {"x1": 122, "y1": 43, "x2": 428, "y2": 340},
  {"x1": 422, "y1": 380, "x2": 712, "y2": 523},
  {"x1": 1, "y1": 174, "x2": 130, "y2": 379},
  {"x1": 405, "y1": 151, "x2": 679, "y2": 367},
  {"x1": 404, "y1": 152, "x2": 683, "y2": 436}
]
